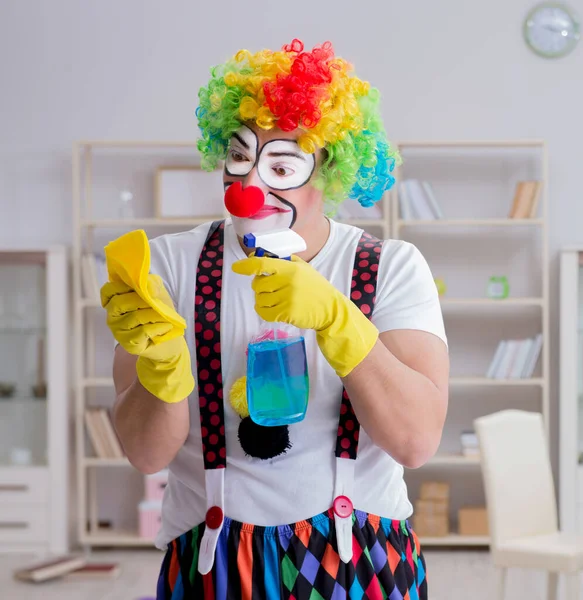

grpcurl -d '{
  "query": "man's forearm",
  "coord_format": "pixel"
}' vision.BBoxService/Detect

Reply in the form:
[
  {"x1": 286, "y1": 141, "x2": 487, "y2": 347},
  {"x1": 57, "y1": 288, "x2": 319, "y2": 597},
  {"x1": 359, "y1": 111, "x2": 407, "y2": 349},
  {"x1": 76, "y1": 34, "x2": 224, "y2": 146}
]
[
  {"x1": 113, "y1": 354, "x2": 190, "y2": 474},
  {"x1": 342, "y1": 339, "x2": 447, "y2": 469}
]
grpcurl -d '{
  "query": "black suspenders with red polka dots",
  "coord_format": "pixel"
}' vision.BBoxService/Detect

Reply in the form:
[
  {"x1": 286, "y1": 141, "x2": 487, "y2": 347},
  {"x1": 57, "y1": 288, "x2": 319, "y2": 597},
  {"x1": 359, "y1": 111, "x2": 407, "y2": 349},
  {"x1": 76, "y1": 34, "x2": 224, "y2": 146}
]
[
  {"x1": 194, "y1": 220, "x2": 383, "y2": 467},
  {"x1": 195, "y1": 220, "x2": 227, "y2": 470},
  {"x1": 335, "y1": 233, "x2": 383, "y2": 460}
]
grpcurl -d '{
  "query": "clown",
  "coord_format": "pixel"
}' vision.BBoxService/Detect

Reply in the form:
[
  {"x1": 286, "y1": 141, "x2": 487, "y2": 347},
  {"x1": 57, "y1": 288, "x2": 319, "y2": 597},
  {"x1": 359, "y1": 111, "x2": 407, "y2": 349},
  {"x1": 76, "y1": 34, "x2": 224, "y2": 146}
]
[{"x1": 101, "y1": 39, "x2": 448, "y2": 600}]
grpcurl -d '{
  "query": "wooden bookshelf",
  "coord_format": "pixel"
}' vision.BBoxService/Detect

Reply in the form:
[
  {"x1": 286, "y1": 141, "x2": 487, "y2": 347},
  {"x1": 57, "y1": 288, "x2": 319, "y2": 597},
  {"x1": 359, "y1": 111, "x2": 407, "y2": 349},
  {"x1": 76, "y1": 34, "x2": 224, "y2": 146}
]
[
  {"x1": 391, "y1": 140, "x2": 549, "y2": 547},
  {"x1": 73, "y1": 139, "x2": 548, "y2": 549}
]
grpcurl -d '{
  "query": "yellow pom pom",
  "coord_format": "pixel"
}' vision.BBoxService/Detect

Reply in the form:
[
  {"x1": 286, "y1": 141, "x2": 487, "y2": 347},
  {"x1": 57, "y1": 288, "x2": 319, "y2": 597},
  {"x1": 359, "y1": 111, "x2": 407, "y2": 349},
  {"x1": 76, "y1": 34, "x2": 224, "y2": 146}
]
[{"x1": 229, "y1": 376, "x2": 249, "y2": 418}]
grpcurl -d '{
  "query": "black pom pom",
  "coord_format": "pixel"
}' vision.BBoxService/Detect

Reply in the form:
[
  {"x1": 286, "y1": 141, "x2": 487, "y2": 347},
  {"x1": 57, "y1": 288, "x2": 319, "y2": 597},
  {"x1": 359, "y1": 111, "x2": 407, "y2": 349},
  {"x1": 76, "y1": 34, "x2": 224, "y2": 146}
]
[{"x1": 238, "y1": 417, "x2": 291, "y2": 460}]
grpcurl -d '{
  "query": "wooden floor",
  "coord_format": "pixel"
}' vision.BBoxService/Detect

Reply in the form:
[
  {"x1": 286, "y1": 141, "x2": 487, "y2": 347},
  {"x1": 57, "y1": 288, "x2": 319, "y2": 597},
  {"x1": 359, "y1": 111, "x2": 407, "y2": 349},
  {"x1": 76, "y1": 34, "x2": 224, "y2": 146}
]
[{"x1": 0, "y1": 549, "x2": 572, "y2": 599}]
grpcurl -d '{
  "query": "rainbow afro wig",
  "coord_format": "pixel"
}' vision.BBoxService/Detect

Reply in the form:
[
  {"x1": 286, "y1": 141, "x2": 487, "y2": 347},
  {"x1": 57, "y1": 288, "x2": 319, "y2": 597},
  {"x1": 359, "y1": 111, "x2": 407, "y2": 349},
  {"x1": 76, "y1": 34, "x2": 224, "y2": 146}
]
[{"x1": 196, "y1": 39, "x2": 400, "y2": 209}]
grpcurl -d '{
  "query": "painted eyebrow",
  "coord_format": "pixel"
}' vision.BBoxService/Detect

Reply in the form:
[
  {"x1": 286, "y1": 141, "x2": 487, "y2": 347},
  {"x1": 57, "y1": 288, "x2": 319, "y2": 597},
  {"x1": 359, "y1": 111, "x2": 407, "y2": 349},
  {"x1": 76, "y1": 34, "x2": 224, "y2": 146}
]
[
  {"x1": 232, "y1": 133, "x2": 249, "y2": 149},
  {"x1": 267, "y1": 151, "x2": 306, "y2": 161}
]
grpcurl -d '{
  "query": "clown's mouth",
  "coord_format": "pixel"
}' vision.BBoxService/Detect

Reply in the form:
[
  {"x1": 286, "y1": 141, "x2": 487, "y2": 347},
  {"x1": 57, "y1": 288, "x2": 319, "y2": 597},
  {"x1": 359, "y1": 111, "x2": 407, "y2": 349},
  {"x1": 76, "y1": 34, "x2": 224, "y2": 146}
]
[{"x1": 249, "y1": 205, "x2": 291, "y2": 220}]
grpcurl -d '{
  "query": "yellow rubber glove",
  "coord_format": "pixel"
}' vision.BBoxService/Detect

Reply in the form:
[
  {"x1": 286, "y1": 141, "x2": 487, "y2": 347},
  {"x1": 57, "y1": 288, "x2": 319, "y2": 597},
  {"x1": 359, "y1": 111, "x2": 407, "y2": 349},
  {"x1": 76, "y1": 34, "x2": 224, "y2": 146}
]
[
  {"x1": 232, "y1": 255, "x2": 378, "y2": 377},
  {"x1": 101, "y1": 230, "x2": 194, "y2": 404}
]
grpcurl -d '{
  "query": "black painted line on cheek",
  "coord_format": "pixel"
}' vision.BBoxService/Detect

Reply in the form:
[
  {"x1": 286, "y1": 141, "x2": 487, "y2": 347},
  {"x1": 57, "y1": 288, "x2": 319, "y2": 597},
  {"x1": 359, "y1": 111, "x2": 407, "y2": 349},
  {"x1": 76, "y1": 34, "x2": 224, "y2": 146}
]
[{"x1": 271, "y1": 193, "x2": 297, "y2": 229}]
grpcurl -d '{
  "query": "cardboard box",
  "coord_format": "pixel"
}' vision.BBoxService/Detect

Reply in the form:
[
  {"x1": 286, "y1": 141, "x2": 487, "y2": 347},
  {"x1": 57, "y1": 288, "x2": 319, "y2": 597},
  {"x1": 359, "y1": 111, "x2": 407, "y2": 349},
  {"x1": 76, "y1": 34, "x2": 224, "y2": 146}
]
[
  {"x1": 415, "y1": 498, "x2": 448, "y2": 516},
  {"x1": 419, "y1": 481, "x2": 450, "y2": 502},
  {"x1": 458, "y1": 507, "x2": 489, "y2": 536},
  {"x1": 414, "y1": 513, "x2": 449, "y2": 537}
]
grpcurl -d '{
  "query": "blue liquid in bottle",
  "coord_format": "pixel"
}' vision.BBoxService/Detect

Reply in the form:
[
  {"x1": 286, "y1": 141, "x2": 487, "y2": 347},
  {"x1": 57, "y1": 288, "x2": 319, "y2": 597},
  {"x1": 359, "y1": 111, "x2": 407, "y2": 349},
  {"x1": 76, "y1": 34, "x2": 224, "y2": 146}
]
[{"x1": 247, "y1": 336, "x2": 309, "y2": 426}]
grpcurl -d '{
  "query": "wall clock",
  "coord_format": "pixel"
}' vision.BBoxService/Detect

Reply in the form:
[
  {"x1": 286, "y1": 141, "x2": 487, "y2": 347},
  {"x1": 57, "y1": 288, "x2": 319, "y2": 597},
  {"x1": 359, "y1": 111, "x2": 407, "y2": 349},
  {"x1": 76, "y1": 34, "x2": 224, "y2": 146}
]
[{"x1": 524, "y1": 3, "x2": 580, "y2": 58}]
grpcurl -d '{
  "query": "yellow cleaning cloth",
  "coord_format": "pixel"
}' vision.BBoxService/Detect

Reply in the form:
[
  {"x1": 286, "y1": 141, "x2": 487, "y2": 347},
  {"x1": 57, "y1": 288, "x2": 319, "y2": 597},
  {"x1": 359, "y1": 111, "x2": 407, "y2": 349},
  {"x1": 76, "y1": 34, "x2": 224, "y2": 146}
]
[{"x1": 104, "y1": 229, "x2": 186, "y2": 343}]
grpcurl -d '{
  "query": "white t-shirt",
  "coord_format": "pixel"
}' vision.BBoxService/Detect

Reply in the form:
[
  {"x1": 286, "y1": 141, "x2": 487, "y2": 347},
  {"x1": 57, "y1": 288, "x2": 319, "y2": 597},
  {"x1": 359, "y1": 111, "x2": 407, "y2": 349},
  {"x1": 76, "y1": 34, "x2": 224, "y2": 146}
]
[{"x1": 149, "y1": 218, "x2": 446, "y2": 549}]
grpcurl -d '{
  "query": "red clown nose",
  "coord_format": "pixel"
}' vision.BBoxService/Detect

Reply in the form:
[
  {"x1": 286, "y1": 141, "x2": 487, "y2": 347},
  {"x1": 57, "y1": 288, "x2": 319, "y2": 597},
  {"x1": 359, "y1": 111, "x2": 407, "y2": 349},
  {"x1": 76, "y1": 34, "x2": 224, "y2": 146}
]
[{"x1": 224, "y1": 182, "x2": 265, "y2": 218}]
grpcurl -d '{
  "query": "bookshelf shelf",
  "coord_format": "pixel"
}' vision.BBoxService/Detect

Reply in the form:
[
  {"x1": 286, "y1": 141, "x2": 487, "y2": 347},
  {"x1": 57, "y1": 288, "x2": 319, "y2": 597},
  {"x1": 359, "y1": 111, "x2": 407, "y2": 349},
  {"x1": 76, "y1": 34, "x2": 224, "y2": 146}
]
[
  {"x1": 424, "y1": 455, "x2": 481, "y2": 466},
  {"x1": 419, "y1": 534, "x2": 489, "y2": 547},
  {"x1": 340, "y1": 219, "x2": 386, "y2": 227},
  {"x1": 440, "y1": 297, "x2": 543, "y2": 308},
  {"x1": 82, "y1": 377, "x2": 114, "y2": 388},
  {"x1": 80, "y1": 530, "x2": 155, "y2": 547},
  {"x1": 397, "y1": 218, "x2": 543, "y2": 228},
  {"x1": 84, "y1": 457, "x2": 130, "y2": 467},
  {"x1": 82, "y1": 217, "x2": 221, "y2": 228},
  {"x1": 82, "y1": 217, "x2": 383, "y2": 230},
  {"x1": 397, "y1": 139, "x2": 544, "y2": 149}
]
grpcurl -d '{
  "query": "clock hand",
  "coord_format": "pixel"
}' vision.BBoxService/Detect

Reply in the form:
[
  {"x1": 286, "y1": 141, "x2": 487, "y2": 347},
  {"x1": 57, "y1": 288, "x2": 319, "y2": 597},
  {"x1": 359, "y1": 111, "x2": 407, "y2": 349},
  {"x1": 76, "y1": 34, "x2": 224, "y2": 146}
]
[{"x1": 542, "y1": 23, "x2": 568, "y2": 34}]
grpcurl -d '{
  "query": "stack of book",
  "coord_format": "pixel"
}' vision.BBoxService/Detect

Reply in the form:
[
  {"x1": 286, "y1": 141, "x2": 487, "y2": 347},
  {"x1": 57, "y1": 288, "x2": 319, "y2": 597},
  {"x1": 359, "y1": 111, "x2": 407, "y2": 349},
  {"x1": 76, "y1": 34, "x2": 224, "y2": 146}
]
[
  {"x1": 508, "y1": 181, "x2": 542, "y2": 219},
  {"x1": 486, "y1": 334, "x2": 543, "y2": 379},
  {"x1": 84, "y1": 408, "x2": 124, "y2": 459},
  {"x1": 398, "y1": 179, "x2": 444, "y2": 220},
  {"x1": 413, "y1": 481, "x2": 450, "y2": 537},
  {"x1": 460, "y1": 430, "x2": 480, "y2": 458}
]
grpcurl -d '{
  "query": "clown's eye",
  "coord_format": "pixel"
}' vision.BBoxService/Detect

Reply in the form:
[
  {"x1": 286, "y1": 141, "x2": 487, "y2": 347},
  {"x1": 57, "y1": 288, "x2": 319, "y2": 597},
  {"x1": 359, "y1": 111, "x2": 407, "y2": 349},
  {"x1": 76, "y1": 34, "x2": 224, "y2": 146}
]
[
  {"x1": 272, "y1": 165, "x2": 294, "y2": 177},
  {"x1": 229, "y1": 149, "x2": 248, "y2": 163}
]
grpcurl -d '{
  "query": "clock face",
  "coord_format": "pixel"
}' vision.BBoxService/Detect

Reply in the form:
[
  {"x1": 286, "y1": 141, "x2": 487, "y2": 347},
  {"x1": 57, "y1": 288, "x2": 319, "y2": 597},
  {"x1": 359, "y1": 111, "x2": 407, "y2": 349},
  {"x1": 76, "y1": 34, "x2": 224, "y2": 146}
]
[{"x1": 524, "y1": 3, "x2": 580, "y2": 58}]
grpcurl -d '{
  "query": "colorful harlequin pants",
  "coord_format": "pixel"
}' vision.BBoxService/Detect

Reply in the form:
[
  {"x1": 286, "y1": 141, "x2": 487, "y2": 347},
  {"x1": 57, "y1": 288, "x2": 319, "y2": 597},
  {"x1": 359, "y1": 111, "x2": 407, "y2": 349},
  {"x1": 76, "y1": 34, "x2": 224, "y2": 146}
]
[{"x1": 156, "y1": 509, "x2": 427, "y2": 600}]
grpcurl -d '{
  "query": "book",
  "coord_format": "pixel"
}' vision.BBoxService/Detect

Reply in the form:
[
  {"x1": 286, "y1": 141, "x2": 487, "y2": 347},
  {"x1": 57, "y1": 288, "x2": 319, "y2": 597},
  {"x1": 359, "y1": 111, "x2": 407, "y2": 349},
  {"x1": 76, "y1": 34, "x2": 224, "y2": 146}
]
[
  {"x1": 398, "y1": 181, "x2": 413, "y2": 220},
  {"x1": 486, "y1": 341, "x2": 507, "y2": 379},
  {"x1": 405, "y1": 179, "x2": 436, "y2": 220},
  {"x1": 63, "y1": 563, "x2": 121, "y2": 581},
  {"x1": 522, "y1": 333, "x2": 543, "y2": 378},
  {"x1": 421, "y1": 181, "x2": 444, "y2": 219},
  {"x1": 508, "y1": 181, "x2": 542, "y2": 219},
  {"x1": 399, "y1": 179, "x2": 443, "y2": 220},
  {"x1": 14, "y1": 555, "x2": 87, "y2": 583},
  {"x1": 85, "y1": 409, "x2": 109, "y2": 458},
  {"x1": 460, "y1": 431, "x2": 480, "y2": 457},
  {"x1": 96, "y1": 408, "x2": 124, "y2": 459},
  {"x1": 486, "y1": 335, "x2": 543, "y2": 379},
  {"x1": 85, "y1": 408, "x2": 124, "y2": 458}
]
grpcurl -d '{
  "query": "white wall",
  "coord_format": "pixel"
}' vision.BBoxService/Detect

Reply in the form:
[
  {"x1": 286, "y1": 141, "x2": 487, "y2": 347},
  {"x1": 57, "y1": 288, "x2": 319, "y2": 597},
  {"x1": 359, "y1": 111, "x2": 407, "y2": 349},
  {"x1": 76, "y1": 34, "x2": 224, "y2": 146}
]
[{"x1": 1, "y1": 0, "x2": 581, "y2": 515}]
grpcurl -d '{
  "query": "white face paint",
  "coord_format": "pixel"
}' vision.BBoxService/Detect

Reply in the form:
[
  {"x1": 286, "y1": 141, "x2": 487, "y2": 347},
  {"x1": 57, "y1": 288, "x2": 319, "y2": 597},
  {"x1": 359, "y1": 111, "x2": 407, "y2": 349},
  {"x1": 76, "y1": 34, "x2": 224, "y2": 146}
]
[
  {"x1": 257, "y1": 140, "x2": 315, "y2": 191},
  {"x1": 228, "y1": 191, "x2": 295, "y2": 237},
  {"x1": 225, "y1": 125, "x2": 258, "y2": 177},
  {"x1": 224, "y1": 126, "x2": 316, "y2": 237}
]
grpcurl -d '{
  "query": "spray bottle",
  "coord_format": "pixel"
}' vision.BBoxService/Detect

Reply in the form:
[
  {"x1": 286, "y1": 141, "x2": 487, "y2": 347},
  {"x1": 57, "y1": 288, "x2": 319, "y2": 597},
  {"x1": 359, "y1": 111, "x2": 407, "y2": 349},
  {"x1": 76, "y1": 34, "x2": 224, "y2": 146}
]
[{"x1": 243, "y1": 228, "x2": 310, "y2": 427}]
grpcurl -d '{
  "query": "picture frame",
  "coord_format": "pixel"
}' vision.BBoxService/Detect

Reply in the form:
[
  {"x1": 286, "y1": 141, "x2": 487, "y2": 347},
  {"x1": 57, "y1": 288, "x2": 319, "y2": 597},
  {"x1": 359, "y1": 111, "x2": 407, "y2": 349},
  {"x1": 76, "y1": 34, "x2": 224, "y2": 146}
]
[{"x1": 154, "y1": 166, "x2": 223, "y2": 219}]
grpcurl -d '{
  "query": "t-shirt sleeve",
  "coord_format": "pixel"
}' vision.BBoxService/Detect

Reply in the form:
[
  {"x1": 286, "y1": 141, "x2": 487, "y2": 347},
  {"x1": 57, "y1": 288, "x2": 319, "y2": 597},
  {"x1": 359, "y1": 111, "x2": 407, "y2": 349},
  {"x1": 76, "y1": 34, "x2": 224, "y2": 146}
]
[{"x1": 371, "y1": 240, "x2": 447, "y2": 347}]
